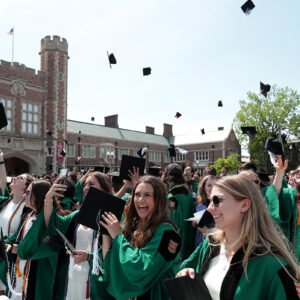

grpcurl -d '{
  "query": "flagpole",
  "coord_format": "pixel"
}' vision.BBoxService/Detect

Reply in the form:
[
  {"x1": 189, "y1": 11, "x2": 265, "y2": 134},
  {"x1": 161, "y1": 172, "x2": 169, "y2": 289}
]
[{"x1": 12, "y1": 27, "x2": 14, "y2": 64}]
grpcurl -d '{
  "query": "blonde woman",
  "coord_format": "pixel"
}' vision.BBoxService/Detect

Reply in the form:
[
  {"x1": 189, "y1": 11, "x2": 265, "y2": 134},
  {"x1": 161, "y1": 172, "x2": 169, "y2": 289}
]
[{"x1": 177, "y1": 175, "x2": 299, "y2": 299}]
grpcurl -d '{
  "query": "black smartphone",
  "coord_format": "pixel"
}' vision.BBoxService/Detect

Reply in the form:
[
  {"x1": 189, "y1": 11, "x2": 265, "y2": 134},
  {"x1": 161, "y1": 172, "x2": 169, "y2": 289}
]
[{"x1": 58, "y1": 168, "x2": 68, "y2": 185}]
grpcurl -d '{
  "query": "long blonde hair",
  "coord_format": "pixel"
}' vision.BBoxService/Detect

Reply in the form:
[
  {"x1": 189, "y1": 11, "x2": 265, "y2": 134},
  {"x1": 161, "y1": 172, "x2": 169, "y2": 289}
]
[{"x1": 207, "y1": 175, "x2": 300, "y2": 280}]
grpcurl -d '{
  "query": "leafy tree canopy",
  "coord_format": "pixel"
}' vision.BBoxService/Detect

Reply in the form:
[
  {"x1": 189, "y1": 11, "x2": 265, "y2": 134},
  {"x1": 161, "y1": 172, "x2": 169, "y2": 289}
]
[
  {"x1": 212, "y1": 154, "x2": 241, "y2": 174},
  {"x1": 233, "y1": 85, "x2": 300, "y2": 167}
]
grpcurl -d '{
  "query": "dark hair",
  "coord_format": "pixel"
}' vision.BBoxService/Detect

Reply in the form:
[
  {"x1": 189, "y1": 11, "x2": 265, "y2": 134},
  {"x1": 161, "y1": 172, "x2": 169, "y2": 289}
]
[
  {"x1": 239, "y1": 162, "x2": 257, "y2": 173},
  {"x1": 123, "y1": 176, "x2": 169, "y2": 248},
  {"x1": 197, "y1": 175, "x2": 216, "y2": 206},
  {"x1": 165, "y1": 163, "x2": 185, "y2": 185},
  {"x1": 203, "y1": 166, "x2": 217, "y2": 177},
  {"x1": 63, "y1": 180, "x2": 76, "y2": 200},
  {"x1": 222, "y1": 167, "x2": 228, "y2": 172},
  {"x1": 68, "y1": 171, "x2": 77, "y2": 185},
  {"x1": 30, "y1": 180, "x2": 64, "y2": 216},
  {"x1": 87, "y1": 172, "x2": 112, "y2": 194}
]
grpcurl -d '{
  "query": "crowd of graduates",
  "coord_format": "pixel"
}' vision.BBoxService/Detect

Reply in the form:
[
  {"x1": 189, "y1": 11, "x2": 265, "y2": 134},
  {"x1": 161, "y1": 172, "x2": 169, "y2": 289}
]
[{"x1": 0, "y1": 146, "x2": 300, "y2": 299}]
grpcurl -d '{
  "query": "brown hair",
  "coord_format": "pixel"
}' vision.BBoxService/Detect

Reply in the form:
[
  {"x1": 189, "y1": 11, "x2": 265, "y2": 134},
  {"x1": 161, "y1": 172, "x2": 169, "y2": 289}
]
[
  {"x1": 197, "y1": 175, "x2": 216, "y2": 206},
  {"x1": 87, "y1": 172, "x2": 112, "y2": 194},
  {"x1": 208, "y1": 175, "x2": 300, "y2": 280},
  {"x1": 30, "y1": 180, "x2": 65, "y2": 216},
  {"x1": 123, "y1": 176, "x2": 169, "y2": 249},
  {"x1": 164, "y1": 163, "x2": 185, "y2": 185}
]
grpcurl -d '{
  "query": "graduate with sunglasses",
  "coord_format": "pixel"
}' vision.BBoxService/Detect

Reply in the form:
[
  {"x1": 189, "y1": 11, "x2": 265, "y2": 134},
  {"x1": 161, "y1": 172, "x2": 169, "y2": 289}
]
[
  {"x1": 98, "y1": 176, "x2": 182, "y2": 300},
  {"x1": 177, "y1": 175, "x2": 300, "y2": 299}
]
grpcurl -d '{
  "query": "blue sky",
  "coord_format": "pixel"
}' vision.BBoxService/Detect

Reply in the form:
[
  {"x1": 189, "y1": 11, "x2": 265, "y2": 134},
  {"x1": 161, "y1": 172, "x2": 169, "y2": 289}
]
[{"x1": 1, "y1": 0, "x2": 300, "y2": 141}]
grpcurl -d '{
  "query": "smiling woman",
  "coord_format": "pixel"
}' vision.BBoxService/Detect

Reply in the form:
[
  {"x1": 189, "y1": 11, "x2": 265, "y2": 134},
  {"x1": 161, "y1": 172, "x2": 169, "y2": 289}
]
[
  {"x1": 99, "y1": 176, "x2": 182, "y2": 299},
  {"x1": 177, "y1": 175, "x2": 300, "y2": 300}
]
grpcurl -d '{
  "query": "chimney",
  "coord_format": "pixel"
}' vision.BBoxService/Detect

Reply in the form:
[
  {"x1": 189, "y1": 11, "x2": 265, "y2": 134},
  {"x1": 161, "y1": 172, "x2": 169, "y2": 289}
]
[
  {"x1": 163, "y1": 123, "x2": 173, "y2": 137},
  {"x1": 104, "y1": 114, "x2": 119, "y2": 128},
  {"x1": 146, "y1": 126, "x2": 155, "y2": 134},
  {"x1": 218, "y1": 127, "x2": 224, "y2": 131}
]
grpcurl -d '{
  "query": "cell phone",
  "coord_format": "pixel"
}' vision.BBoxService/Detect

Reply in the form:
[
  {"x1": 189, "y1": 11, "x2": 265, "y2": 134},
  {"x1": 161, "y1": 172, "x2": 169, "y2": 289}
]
[{"x1": 58, "y1": 168, "x2": 68, "y2": 185}]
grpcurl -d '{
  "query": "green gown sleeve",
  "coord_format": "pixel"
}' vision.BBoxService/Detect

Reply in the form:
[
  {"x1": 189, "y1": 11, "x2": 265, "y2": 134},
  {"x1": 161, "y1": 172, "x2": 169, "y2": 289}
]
[
  {"x1": 100, "y1": 223, "x2": 182, "y2": 300},
  {"x1": 73, "y1": 180, "x2": 84, "y2": 203},
  {"x1": 59, "y1": 197, "x2": 72, "y2": 211},
  {"x1": 265, "y1": 184, "x2": 296, "y2": 241},
  {"x1": 0, "y1": 186, "x2": 9, "y2": 203}
]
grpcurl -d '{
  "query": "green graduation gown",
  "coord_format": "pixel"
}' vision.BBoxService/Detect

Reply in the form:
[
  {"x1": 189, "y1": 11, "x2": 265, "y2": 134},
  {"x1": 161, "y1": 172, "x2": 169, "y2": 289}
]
[
  {"x1": 265, "y1": 184, "x2": 300, "y2": 262},
  {"x1": 182, "y1": 239, "x2": 298, "y2": 299},
  {"x1": 99, "y1": 222, "x2": 182, "y2": 300},
  {"x1": 0, "y1": 212, "x2": 58, "y2": 299},
  {"x1": 168, "y1": 185, "x2": 195, "y2": 259}
]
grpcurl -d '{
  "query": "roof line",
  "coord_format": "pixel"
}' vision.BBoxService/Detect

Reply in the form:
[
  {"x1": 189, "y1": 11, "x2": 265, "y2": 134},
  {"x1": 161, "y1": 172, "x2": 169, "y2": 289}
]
[{"x1": 67, "y1": 119, "x2": 169, "y2": 137}]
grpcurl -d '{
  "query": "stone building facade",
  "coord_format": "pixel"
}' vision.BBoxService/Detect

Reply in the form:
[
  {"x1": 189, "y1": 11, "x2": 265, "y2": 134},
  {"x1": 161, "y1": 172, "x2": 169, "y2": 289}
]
[{"x1": 0, "y1": 35, "x2": 240, "y2": 176}]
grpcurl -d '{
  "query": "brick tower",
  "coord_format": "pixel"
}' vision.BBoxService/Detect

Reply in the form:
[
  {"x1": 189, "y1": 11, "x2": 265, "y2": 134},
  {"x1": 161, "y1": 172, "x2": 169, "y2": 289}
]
[{"x1": 40, "y1": 35, "x2": 68, "y2": 173}]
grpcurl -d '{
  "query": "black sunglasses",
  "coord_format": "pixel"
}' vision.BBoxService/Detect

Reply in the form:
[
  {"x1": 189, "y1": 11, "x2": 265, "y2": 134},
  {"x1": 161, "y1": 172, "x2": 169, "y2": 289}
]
[
  {"x1": 212, "y1": 195, "x2": 221, "y2": 207},
  {"x1": 295, "y1": 170, "x2": 300, "y2": 174}
]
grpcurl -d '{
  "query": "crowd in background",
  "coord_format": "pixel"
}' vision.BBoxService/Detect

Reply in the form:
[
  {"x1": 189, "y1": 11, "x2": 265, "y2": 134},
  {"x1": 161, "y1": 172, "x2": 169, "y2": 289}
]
[{"x1": 0, "y1": 147, "x2": 299, "y2": 299}]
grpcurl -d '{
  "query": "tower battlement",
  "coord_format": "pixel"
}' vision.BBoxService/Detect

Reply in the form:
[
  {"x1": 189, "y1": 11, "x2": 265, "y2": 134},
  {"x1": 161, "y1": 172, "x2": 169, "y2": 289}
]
[
  {"x1": 41, "y1": 35, "x2": 68, "y2": 53},
  {"x1": 0, "y1": 59, "x2": 45, "y2": 85}
]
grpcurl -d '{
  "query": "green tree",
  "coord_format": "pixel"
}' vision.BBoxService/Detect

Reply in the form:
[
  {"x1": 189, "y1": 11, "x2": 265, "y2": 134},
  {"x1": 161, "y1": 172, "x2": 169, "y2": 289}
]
[
  {"x1": 212, "y1": 154, "x2": 241, "y2": 174},
  {"x1": 233, "y1": 85, "x2": 300, "y2": 171}
]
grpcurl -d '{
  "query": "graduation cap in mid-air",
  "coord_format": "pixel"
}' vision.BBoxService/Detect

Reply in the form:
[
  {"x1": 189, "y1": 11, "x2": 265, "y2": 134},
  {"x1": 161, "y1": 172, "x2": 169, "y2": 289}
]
[
  {"x1": 168, "y1": 144, "x2": 176, "y2": 157},
  {"x1": 107, "y1": 51, "x2": 117, "y2": 68},
  {"x1": 241, "y1": 126, "x2": 257, "y2": 138},
  {"x1": 175, "y1": 112, "x2": 182, "y2": 119},
  {"x1": 201, "y1": 128, "x2": 205, "y2": 135},
  {"x1": 143, "y1": 67, "x2": 151, "y2": 76},
  {"x1": 91, "y1": 117, "x2": 95, "y2": 122},
  {"x1": 137, "y1": 146, "x2": 149, "y2": 158},
  {"x1": 218, "y1": 100, "x2": 223, "y2": 107},
  {"x1": 176, "y1": 147, "x2": 188, "y2": 155},
  {"x1": 46, "y1": 129, "x2": 52, "y2": 136},
  {"x1": 60, "y1": 149, "x2": 67, "y2": 157},
  {"x1": 260, "y1": 82, "x2": 271, "y2": 98},
  {"x1": 241, "y1": 0, "x2": 255, "y2": 15},
  {"x1": 0, "y1": 103, "x2": 8, "y2": 130},
  {"x1": 265, "y1": 128, "x2": 286, "y2": 166}
]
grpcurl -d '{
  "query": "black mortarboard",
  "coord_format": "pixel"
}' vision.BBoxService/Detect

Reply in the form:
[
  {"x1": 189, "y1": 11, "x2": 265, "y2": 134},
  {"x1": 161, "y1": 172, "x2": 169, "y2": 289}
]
[
  {"x1": 185, "y1": 210, "x2": 215, "y2": 229},
  {"x1": 168, "y1": 144, "x2": 176, "y2": 157},
  {"x1": 165, "y1": 273, "x2": 212, "y2": 300},
  {"x1": 94, "y1": 166, "x2": 103, "y2": 172},
  {"x1": 51, "y1": 225, "x2": 75, "y2": 254},
  {"x1": 147, "y1": 167, "x2": 161, "y2": 177},
  {"x1": 75, "y1": 160, "x2": 79, "y2": 165},
  {"x1": 91, "y1": 117, "x2": 95, "y2": 121},
  {"x1": 257, "y1": 172, "x2": 271, "y2": 182},
  {"x1": 289, "y1": 143, "x2": 298, "y2": 150},
  {"x1": 241, "y1": 0, "x2": 255, "y2": 15},
  {"x1": 218, "y1": 100, "x2": 223, "y2": 107},
  {"x1": 60, "y1": 149, "x2": 67, "y2": 157},
  {"x1": 241, "y1": 126, "x2": 257, "y2": 138},
  {"x1": 175, "y1": 112, "x2": 182, "y2": 118},
  {"x1": 46, "y1": 129, "x2": 52, "y2": 136},
  {"x1": 201, "y1": 128, "x2": 205, "y2": 135},
  {"x1": 119, "y1": 155, "x2": 145, "y2": 180},
  {"x1": 143, "y1": 67, "x2": 151, "y2": 76},
  {"x1": 137, "y1": 146, "x2": 149, "y2": 158},
  {"x1": 7, "y1": 138, "x2": 11, "y2": 143},
  {"x1": 265, "y1": 136, "x2": 284, "y2": 155},
  {"x1": 0, "y1": 103, "x2": 8, "y2": 130},
  {"x1": 76, "y1": 187, "x2": 126, "y2": 234},
  {"x1": 107, "y1": 51, "x2": 117, "y2": 68},
  {"x1": 260, "y1": 81, "x2": 271, "y2": 98},
  {"x1": 47, "y1": 164, "x2": 53, "y2": 171}
]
